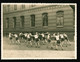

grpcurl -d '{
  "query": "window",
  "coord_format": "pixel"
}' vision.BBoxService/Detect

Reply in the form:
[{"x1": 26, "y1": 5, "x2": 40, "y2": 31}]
[
  {"x1": 14, "y1": 5, "x2": 17, "y2": 10},
  {"x1": 7, "y1": 5, "x2": 10, "y2": 12},
  {"x1": 6, "y1": 18, "x2": 9, "y2": 28},
  {"x1": 31, "y1": 5, "x2": 36, "y2": 7},
  {"x1": 31, "y1": 15, "x2": 35, "y2": 27},
  {"x1": 42, "y1": 13, "x2": 48, "y2": 26},
  {"x1": 56, "y1": 11, "x2": 64, "y2": 27},
  {"x1": 22, "y1": 5, "x2": 25, "y2": 9},
  {"x1": 13, "y1": 17, "x2": 16, "y2": 28},
  {"x1": 20, "y1": 16, "x2": 24, "y2": 28},
  {"x1": 73, "y1": 10, "x2": 75, "y2": 27}
]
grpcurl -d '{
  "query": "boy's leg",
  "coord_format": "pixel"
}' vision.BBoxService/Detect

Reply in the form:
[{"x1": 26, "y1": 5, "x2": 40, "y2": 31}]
[
  {"x1": 26, "y1": 41, "x2": 29, "y2": 46},
  {"x1": 55, "y1": 41, "x2": 58, "y2": 50},
  {"x1": 60, "y1": 43, "x2": 63, "y2": 50},
  {"x1": 55, "y1": 44, "x2": 58, "y2": 50},
  {"x1": 64, "y1": 40, "x2": 68, "y2": 47},
  {"x1": 30, "y1": 41, "x2": 32, "y2": 47},
  {"x1": 18, "y1": 40, "x2": 20, "y2": 44},
  {"x1": 37, "y1": 41, "x2": 40, "y2": 48},
  {"x1": 67, "y1": 39, "x2": 71, "y2": 45}
]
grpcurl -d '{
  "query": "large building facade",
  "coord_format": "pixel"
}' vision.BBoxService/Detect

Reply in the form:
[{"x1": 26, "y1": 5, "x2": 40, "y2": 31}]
[{"x1": 3, "y1": 4, "x2": 75, "y2": 36}]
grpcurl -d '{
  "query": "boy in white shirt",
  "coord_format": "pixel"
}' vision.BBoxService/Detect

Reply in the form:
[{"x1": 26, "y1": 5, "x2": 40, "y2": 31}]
[
  {"x1": 9, "y1": 33, "x2": 13, "y2": 43},
  {"x1": 60, "y1": 34, "x2": 64, "y2": 42},
  {"x1": 27, "y1": 33, "x2": 32, "y2": 47},
  {"x1": 34, "y1": 33, "x2": 40, "y2": 48},
  {"x1": 55, "y1": 34, "x2": 63, "y2": 50},
  {"x1": 63, "y1": 33, "x2": 71, "y2": 46},
  {"x1": 14, "y1": 34, "x2": 20, "y2": 44}
]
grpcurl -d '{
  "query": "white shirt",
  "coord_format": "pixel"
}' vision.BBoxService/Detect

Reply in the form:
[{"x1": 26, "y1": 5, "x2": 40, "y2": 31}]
[
  {"x1": 47, "y1": 34, "x2": 50, "y2": 39},
  {"x1": 14, "y1": 34, "x2": 18, "y2": 38},
  {"x1": 64, "y1": 34, "x2": 67, "y2": 37},
  {"x1": 53, "y1": 33, "x2": 56, "y2": 37},
  {"x1": 9, "y1": 34, "x2": 11, "y2": 38},
  {"x1": 24, "y1": 33, "x2": 27, "y2": 37},
  {"x1": 34, "y1": 35, "x2": 38, "y2": 39},
  {"x1": 41, "y1": 34, "x2": 44, "y2": 37},
  {"x1": 27, "y1": 34, "x2": 30, "y2": 38},
  {"x1": 19, "y1": 33, "x2": 23, "y2": 36},
  {"x1": 60, "y1": 34, "x2": 64, "y2": 38},
  {"x1": 55, "y1": 35, "x2": 59, "y2": 40}
]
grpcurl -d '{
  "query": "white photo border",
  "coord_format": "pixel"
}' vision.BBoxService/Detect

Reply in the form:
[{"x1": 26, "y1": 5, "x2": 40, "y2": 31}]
[{"x1": 1, "y1": 3, "x2": 77, "y2": 59}]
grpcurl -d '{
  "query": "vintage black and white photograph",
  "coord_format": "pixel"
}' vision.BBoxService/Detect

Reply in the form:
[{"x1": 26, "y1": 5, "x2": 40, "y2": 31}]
[{"x1": 1, "y1": 3, "x2": 77, "y2": 59}]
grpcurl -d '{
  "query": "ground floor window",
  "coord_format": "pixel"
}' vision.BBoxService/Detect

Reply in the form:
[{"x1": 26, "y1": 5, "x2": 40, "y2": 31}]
[
  {"x1": 20, "y1": 16, "x2": 24, "y2": 28},
  {"x1": 56, "y1": 11, "x2": 64, "y2": 27},
  {"x1": 13, "y1": 17, "x2": 16, "y2": 28},
  {"x1": 30, "y1": 14, "x2": 35, "y2": 27},
  {"x1": 73, "y1": 10, "x2": 75, "y2": 27},
  {"x1": 6, "y1": 18, "x2": 9, "y2": 28},
  {"x1": 42, "y1": 13, "x2": 48, "y2": 26}
]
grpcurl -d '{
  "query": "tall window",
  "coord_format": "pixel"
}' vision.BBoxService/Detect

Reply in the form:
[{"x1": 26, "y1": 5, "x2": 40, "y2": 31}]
[
  {"x1": 13, "y1": 17, "x2": 16, "y2": 28},
  {"x1": 31, "y1": 15, "x2": 35, "y2": 27},
  {"x1": 73, "y1": 10, "x2": 75, "y2": 27},
  {"x1": 22, "y1": 5, "x2": 25, "y2": 9},
  {"x1": 7, "y1": 5, "x2": 10, "y2": 12},
  {"x1": 14, "y1": 5, "x2": 17, "y2": 10},
  {"x1": 42, "y1": 13, "x2": 48, "y2": 26},
  {"x1": 6, "y1": 18, "x2": 9, "y2": 28},
  {"x1": 20, "y1": 16, "x2": 24, "y2": 28},
  {"x1": 56, "y1": 11, "x2": 64, "y2": 27}
]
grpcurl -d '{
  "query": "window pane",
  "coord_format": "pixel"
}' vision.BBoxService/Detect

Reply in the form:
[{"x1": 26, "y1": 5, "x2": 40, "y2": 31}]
[
  {"x1": 57, "y1": 16, "x2": 63, "y2": 26},
  {"x1": 14, "y1": 5, "x2": 17, "y2": 10},
  {"x1": 22, "y1": 5, "x2": 25, "y2": 9},
  {"x1": 20, "y1": 16, "x2": 24, "y2": 28},
  {"x1": 73, "y1": 11, "x2": 75, "y2": 27},
  {"x1": 61, "y1": 17, "x2": 63, "y2": 25},
  {"x1": 31, "y1": 15, "x2": 35, "y2": 27},
  {"x1": 42, "y1": 13, "x2": 48, "y2": 26},
  {"x1": 6, "y1": 18, "x2": 9, "y2": 28},
  {"x1": 13, "y1": 17, "x2": 16, "y2": 28},
  {"x1": 56, "y1": 11, "x2": 64, "y2": 27},
  {"x1": 7, "y1": 5, "x2": 10, "y2": 12}
]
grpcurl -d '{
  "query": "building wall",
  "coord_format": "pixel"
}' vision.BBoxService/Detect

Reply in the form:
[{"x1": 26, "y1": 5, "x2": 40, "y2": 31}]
[{"x1": 3, "y1": 5, "x2": 74, "y2": 34}]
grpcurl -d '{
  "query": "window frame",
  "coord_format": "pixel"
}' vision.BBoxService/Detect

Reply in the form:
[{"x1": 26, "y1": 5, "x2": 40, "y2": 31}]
[
  {"x1": 20, "y1": 16, "x2": 25, "y2": 28},
  {"x1": 21, "y1": 5, "x2": 25, "y2": 9},
  {"x1": 6, "y1": 18, "x2": 9, "y2": 28},
  {"x1": 30, "y1": 14, "x2": 35, "y2": 27},
  {"x1": 14, "y1": 5, "x2": 17, "y2": 10},
  {"x1": 13, "y1": 17, "x2": 16, "y2": 28},
  {"x1": 56, "y1": 11, "x2": 64, "y2": 28},
  {"x1": 42, "y1": 13, "x2": 48, "y2": 27},
  {"x1": 7, "y1": 5, "x2": 10, "y2": 12},
  {"x1": 73, "y1": 10, "x2": 75, "y2": 28}
]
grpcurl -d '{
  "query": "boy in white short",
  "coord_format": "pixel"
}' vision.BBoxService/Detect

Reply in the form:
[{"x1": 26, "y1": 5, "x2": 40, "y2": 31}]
[
  {"x1": 14, "y1": 34, "x2": 20, "y2": 44},
  {"x1": 27, "y1": 33, "x2": 32, "y2": 47},
  {"x1": 34, "y1": 33, "x2": 40, "y2": 47},
  {"x1": 55, "y1": 34, "x2": 63, "y2": 50},
  {"x1": 9, "y1": 33, "x2": 13, "y2": 43},
  {"x1": 63, "y1": 33, "x2": 71, "y2": 46}
]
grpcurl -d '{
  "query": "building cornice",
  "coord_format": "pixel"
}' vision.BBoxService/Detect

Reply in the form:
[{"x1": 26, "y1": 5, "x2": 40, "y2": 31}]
[{"x1": 3, "y1": 5, "x2": 61, "y2": 15}]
